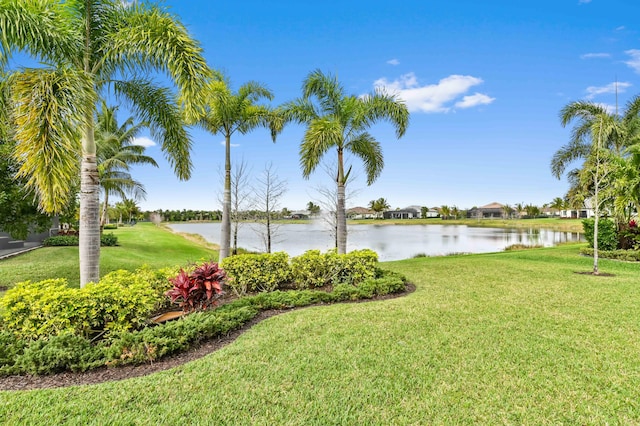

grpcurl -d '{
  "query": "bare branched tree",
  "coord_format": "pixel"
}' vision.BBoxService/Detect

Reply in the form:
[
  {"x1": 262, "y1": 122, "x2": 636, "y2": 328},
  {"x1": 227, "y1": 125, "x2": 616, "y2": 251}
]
[
  {"x1": 230, "y1": 159, "x2": 252, "y2": 255},
  {"x1": 252, "y1": 163, "x2": 287, "y2": 253},
  {"x1": 311, "y1": 160, "x2": 360, "y2": 248}
]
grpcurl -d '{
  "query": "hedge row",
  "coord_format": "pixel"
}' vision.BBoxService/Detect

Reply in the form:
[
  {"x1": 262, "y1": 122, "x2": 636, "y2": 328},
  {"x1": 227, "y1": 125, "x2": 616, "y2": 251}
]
[
  {"x1": 0, "y1": 269, "x2": 407, "y2": 375},
  {"x1": 580, "y1": 247, "x2": 640, "y2": 262},
  {"x1": 43, "y1": 233, "x2": 118, "y2": 247},
  {"x1": 221, "y1": 249, "x2": 379, "y2": 295}
]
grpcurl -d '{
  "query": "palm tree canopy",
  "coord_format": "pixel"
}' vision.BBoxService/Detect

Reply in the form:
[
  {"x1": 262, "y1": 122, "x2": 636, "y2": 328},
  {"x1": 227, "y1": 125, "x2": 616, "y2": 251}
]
[
  {"x1": 0, "y1": 0, "x2": 212, "y2": 212},
  {"x1": 287, "y1": 69, "x2": 409, "y2": 185},
  {"x1": 198, "y1": 79, "x2": 276, "y2": 139}
]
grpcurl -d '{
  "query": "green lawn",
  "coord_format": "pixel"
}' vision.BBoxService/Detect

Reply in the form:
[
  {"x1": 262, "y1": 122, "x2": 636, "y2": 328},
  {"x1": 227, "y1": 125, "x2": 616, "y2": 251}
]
[
  {"x1": 1, "y1": 240, "x2": 639, "y2": 424},
  {"x1": 0, "y1": 223, "x2": 218, "y2": 289}
]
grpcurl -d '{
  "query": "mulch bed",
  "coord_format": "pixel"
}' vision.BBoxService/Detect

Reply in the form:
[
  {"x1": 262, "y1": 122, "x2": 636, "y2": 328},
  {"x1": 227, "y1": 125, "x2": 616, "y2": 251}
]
[{"x1": 0, "y1": 283, "x2": 415, "y2": 392}]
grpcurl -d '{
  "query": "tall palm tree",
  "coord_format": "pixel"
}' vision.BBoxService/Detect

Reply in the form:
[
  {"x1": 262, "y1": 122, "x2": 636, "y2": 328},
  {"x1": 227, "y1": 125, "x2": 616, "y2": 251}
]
[
  {"x1": 96, "y1": 102, "x2": 158, "y2": 228},
  {"x1": 198, "y1": 79, "x2": 282, "y2": 261},
  {"x1": 0, "y1": 0, "x2": 211, "y2": 286},
  {"x1": 286, "y1": 70, "x2": 409, "y2": 253},
  {"x1": 501, "y1": 203, "x2": 512, "y2": 219},
  {"x1": 559, "y1": 102, "x2": 624, "y2": 274},
  {"x1": 440, "y1": 205, "x2": 451, "y2": 220}
]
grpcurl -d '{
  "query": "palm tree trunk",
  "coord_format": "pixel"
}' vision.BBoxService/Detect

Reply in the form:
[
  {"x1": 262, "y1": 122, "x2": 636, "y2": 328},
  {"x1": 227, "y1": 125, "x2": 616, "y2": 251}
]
[
  {"x1": 79, "y1": 118, "x2": 100, "y2": 287},
  {"x1": 219, "y1": 133, "x2": 231, "y2": 261},
  {"x1": 336, "y1": 148, "x2": 347, "y2": 254}
]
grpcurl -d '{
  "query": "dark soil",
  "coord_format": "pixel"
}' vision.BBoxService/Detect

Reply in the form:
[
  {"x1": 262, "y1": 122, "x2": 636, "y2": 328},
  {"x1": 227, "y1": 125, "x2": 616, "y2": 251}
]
[
  {"x1": 573, "y1": 271, "x2": 616, "y2": 277},
  {"x1": 0, "y1": 283, "x2": 415, "y2": 391}
]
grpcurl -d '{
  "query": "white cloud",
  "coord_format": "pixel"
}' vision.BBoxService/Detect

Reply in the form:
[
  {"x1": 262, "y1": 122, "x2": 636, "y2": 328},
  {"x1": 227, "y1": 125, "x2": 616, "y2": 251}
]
[
  {"x1": 624, "y1": 49, "x2": 640, "y2": 73},
  {"x1": 615, "y1": 26, "x2": 626, "y2": 31},
  {"x1": 578, "y1": 0, "x2": 591, "y2": 4},
  {"x1": 585, "y1": 81, "x2": 632, "y2": 99},
  {"x1": 220, "y1": 140, "x2": 240, "y2": 148},
  {"x1": 373, "y1": 72, "x2": 494, "y2": 113},
  {"x1": 386, "y1": 58, "x2": 400, "y2": 66},
  {"x1": 131, "y1": 136, "x2": 156, "y2": 148},
  {"x1": 580, "y1": 52, "x2": 611, "y2": 59},
  {"x1": 455, "y1": 93, "x2": 496, "y2": 109}
]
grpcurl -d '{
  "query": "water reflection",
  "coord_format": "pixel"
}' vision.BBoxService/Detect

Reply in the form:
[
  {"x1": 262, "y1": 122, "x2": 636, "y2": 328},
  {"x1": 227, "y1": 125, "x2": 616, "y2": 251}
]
[{"x1": 168, "y1": 222, "x2": 584, "y2": 261}]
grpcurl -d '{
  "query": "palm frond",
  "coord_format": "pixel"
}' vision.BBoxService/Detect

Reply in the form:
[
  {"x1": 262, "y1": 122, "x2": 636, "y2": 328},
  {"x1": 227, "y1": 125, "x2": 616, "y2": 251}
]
[
  {"x1": 104, "y1": 1, "x2": 213, "y2": 120},
  {"x1": 7, "y1": 67, "x2": 95, "y2": 213},
  {"x1": 299, "y1": 118, "x2": 342, "y2": 179},
  {"x1": 114, "y1": 78, "x2": 191, "y2": 180},
  {"x1": 347, "y1": 133, "x2": 384, "y2": 185}
]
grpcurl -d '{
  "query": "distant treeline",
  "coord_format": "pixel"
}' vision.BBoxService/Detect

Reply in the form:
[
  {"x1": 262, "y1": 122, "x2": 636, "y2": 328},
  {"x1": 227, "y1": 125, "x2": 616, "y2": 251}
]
[{"x1": 145, "y1": 209, "x2": 298, "y2": 222}]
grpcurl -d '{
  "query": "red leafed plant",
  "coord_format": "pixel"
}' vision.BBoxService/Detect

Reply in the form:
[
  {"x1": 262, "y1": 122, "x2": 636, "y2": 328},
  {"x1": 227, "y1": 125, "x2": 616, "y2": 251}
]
[
  {"x1": 629, "y1": 220, "x2": 637, "y2": 228},
  {"x1": 166, "y1": 262, "x2": 227, "y2": 312}
]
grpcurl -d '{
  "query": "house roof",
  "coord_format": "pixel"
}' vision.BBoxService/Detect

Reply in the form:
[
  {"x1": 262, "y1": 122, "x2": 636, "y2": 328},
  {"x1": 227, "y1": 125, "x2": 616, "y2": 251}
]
[
  {"x1": 479, "y1": 202, "x2": 505, "y2": 209},
  {"x1": 347, "y1": 207, "x2": 374, "y2": 214}
]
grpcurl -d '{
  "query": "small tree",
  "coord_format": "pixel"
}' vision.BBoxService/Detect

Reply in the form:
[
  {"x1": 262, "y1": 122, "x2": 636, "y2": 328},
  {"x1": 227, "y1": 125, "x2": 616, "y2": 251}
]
[
  {"x1": 252, "y1": 163, "x2": 287, "y2": 253},
  {"x1": 230, "y1": 159, "x2": 252, "y2": 255}
]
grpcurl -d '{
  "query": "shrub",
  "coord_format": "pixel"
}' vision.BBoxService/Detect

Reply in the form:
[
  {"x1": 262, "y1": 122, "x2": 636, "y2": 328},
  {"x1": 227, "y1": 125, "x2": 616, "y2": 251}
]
[
  {"x1": 580, "y1": 247, "x2": 640, "y2": 262},
  {"x1": 15, "y1": 333, "x2": 103, "y2": 375},
  {"x1": 290, "y1": 250, "x2": 332, "y2": 289},
  {"x1": 289, "y1": 249, "x2": 379, "y2": 289},
  {"x1": 582, "y1": 218, "x2": 618, "y2": 251},
  {"x1": 0, "y1": 269, "x2": 158, "y2": 339},
  {"x1": 103, "y1": 224, "x2": 118, "y2": 230},
  {"x1": 166, "y1": 261, "x2": 226, "y2": 312},
  {"x1": 100, "y1": 232, "x2": 118, "y2": 246},
  {"x1": 43, "y1": 233, "x2": 118, "y2": 246},
  {"x1": 222, "y1": 252, "x2": 291, "y2": 295}
]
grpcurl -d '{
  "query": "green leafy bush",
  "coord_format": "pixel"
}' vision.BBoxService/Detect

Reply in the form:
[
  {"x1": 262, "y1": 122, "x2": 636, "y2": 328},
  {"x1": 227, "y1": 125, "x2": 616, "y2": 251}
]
[
  {"x1": 0, "y1": 269, "x2": 408, "y2": 375},
  {"x1": 0, "y1": 269, "x2": 158, "y2": 339},
  {"x1": 103, "y1": 224, "x2": 118, "y2": 230},
  {"x1": 289, "y1": 249, "x2": 379, "y2": 289},
  {"x1": 222, "y1": 252, "x2": 291, "y2": 295},
  {"x1": 580, "y1": 247, "x2": 640, "y2": 262},
  {"x1": 582, "y1": 218, "x2": 618, "y2": 251},
  {"x1": 43, "y1": 233, "x2": 118, "y2": 246}
]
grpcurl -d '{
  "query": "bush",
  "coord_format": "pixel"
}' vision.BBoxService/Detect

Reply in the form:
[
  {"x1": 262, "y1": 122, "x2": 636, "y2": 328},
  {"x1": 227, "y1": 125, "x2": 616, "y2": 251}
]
[
  {"x1": 289, "y1": 249, "x2": 379, "y2": 289},
  {"x1": 166, "y1": 262, "x2": 226, "y2": 312},
  {"x1": 222, "y1": 252, "x2": 291, "y2": 295},
  {"x1": 0, "y1": 268, "x2": 408, "y2": 375},
  {"x1": 43, "y1": 233, "x2": 118, "y2": 247},
  {"x1": 0, "y1": 269, "x2": 158, "y2": 339},
  {"x1": 582, "y1": 218, "x2": 618, "y2": 251},
  {"x1": 580, "y1": 247, "x2": 640, "y2": 262},
  {"x1": 103, "y1": 224, "x2": 118, "y2": 230},
  {"x1": 290, "y1": 250, "x2": 333, "y2": 289}
]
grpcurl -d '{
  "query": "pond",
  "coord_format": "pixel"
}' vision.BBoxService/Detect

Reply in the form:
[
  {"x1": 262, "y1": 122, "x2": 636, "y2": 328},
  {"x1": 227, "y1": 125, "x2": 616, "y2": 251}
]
[{"x1": 168, "y1": 221, "x2": 584, "y2": 261}]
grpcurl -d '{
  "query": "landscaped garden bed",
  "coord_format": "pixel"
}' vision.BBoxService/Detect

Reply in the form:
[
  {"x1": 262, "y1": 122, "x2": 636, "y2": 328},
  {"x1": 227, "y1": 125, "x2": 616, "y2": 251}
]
[{"x1": 0, "y1": 249, "x2": 410, "y2": 383}]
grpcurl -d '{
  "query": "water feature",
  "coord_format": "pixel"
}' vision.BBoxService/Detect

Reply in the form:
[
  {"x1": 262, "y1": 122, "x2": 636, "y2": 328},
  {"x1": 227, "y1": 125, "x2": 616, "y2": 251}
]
[{"x1": 168, "y1": 221, "x2": 583, "y2": 261}]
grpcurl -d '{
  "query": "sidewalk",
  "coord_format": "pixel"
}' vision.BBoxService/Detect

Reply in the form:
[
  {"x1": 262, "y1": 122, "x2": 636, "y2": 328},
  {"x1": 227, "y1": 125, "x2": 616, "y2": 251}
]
[{"x1": 0, "y1": 242, "x2": 42, "y2": 260}]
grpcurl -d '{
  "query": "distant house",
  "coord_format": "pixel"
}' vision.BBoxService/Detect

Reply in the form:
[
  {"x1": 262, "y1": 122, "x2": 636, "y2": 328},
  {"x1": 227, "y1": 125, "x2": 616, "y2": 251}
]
[
  {"x1": 290, "y1": 210, "x2": 310, "y2": 220},
  {"x1": 467, "y1": 202, "x2": 512, "y2": 219},
  {"x1": 424, "y1": 207, "x2": 440, "y2": 218},
  {"x1": 347, "y1": 207, "x2": 376, "y2": 219},
  {"x1": 560, "y1": 199, "x2": 596, "y2": 219},
  {"x1": 383, "y1": 207, "x2": 419, "y2": 219}
]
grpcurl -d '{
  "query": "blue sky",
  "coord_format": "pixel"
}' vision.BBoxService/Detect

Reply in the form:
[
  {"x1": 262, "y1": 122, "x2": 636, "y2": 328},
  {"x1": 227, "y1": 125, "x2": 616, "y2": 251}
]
[{"x1": 19, "y1": 0, "x2": 640, "y2": 212}]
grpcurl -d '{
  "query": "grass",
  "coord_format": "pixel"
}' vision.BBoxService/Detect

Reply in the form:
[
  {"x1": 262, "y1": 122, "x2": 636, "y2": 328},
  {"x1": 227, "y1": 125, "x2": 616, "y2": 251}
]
[
  {"x1": 1, "y1": 239, "x2": 639, "y2": 424},
  {"x1": 0, "y1": 223, "x2": 217, "y2": 289}
]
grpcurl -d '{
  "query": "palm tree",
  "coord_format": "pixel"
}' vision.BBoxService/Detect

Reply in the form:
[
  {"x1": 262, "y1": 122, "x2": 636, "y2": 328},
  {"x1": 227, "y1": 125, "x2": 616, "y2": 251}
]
[
  {"x1": 1, "y1": 0, "x2": 211, "y2": 286},
  {"x1": 368, "y1": 198, "x2": 390, "y2": 219},
  {"x1": 440, "y1": 205, "x2": 451, "y2": 220},
  {"x1": 307, "y1": 201, "x2": 321, "y2": 216},
  {"x1": 559, "y1": 101, "x2": 625, "y2": 274},
  {"x1": 286, "y1": 70, "x2": 409, "y2": 253},
  {"x1": 502, "y1": 203, "x2": 512, "y2": 219},
  {"x1": 96, "y1": 102, "x2": 158, "y2": 228},
  {"x1": 514, "y1": 203, "x2": 525, "y2": 219},
  {"x1": 198, "y1": 79, "x2": 282, "y2": 261},
  {"x1": 549, "y1": 197, "x2": 565, "y2": 216}
]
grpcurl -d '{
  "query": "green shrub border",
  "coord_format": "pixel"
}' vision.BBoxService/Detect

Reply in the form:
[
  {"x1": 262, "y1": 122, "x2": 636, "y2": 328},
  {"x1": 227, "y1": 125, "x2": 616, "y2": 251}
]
[
  {"x1": 0, "y1": 270, "x2": 409, "y2": 376},
  {"x1": 580, "y1": 247, "x2": 640, "y2": 262},
  {"x1": 43, "y1": 233, "x2": 118, "y2": 247}
]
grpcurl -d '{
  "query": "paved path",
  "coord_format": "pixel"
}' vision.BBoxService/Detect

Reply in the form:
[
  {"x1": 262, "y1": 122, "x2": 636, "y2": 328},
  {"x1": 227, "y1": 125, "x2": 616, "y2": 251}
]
[{"x1": 0, "y1": 242, "x2": 42, "y2": 260}]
